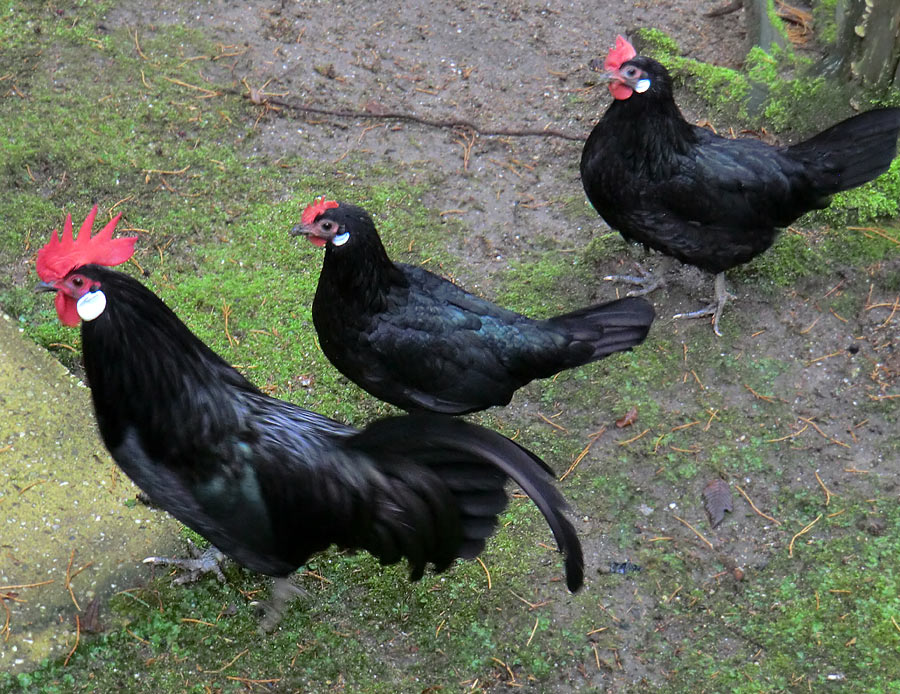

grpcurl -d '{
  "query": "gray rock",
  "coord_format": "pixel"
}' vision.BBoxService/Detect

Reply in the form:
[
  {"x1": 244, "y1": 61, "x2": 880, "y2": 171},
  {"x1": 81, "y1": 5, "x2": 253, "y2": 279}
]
[{"x1": 0, "y1": 314, "x2": 180, "y2": 673}]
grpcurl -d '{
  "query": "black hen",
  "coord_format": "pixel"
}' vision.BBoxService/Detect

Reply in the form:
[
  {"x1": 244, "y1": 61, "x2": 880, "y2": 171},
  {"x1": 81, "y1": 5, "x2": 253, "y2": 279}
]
[
  {"x1": 581, "y1": 35, "x2": 900, "y2": 335},
  {"x1": 35, "y1": 208, "x2": 584, "y2": 619},
  {"x1": 293, "y1": 199, "x2": 655, "y2": 415}
]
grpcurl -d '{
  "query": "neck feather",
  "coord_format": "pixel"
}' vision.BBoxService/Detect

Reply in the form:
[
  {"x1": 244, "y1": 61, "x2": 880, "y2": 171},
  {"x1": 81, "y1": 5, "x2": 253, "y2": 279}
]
[{"x1": 78, "y1": 268, "x2": 256, "y2": 456}]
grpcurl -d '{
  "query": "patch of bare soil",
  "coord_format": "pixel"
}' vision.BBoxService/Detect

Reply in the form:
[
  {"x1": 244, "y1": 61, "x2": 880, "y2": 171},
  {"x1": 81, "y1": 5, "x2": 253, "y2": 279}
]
[{"x1": 114, "y1": 0, "x2": 746, "y2": 275}]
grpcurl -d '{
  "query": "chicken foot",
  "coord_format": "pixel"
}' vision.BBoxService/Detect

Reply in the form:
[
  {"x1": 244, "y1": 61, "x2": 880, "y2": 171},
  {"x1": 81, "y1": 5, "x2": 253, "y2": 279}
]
[
  {"x1": 603, "y1": 261, "x2": 664, "y2": 296},
  {"x1": 143, "y1": 539, "x2": 228, "y2": 585},
  {"x1": 673, "y1": 272, "x2": 735, "y2": 336},
  {"x1": 254, "y1": 577, "x2": 308, "y2": 633}
]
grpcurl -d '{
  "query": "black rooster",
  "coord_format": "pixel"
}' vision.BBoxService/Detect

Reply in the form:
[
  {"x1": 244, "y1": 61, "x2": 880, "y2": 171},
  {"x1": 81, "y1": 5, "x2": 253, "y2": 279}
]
[
  {"x1": 581, "y1": 35, "x2": 900, "y2": 335},
  {"x1": 35, "y1": 207, "x2": 584, "y2": 624},
  {"x1": 293, "y1": 199, "x2": 655, "y2": 414}
]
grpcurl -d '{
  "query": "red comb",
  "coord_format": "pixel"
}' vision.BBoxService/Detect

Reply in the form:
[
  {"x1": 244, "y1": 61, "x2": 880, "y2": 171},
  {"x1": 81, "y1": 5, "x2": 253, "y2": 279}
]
[
  {"x1": 604, "y1": 35, "x2": 637, "y2": 71},
  {"x1": 301, "y1": 197, "x2": 339, "y2": 225},
  {"x1": 36, "y1": 205, "x2": 138, "y2": 282}
]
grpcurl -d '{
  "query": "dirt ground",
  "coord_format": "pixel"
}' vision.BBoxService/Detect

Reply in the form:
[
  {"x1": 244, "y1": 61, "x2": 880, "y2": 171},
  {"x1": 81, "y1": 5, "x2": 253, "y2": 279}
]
[
  {"x1": 114, "y1": 0, "x2": 750, "y2": 263},
  {"x1": 6, "y1": 0, "x2": 899, "y2": 690}
]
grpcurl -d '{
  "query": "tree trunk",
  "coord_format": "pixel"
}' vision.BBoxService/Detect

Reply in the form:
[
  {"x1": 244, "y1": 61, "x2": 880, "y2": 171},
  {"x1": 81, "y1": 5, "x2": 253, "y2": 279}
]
[
  {"x1": 746, "y1": 0, "x2": 900, "y2": 91},
  {"x1": 744, "y1": 0, "x2": 787, "y2": 53},
  {"x1": 831, "y1": 0, "x2": 900, "y2": 89}
]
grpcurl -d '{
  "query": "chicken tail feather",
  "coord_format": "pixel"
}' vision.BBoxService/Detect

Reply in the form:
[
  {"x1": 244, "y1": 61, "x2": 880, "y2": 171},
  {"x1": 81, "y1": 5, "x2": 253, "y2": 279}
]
[
  {"x1": 546, "y1": 296, "x2": 655, "y2": 360},
  {"x1": 349, "y1": 415, "x2": 584, "y2": 592},
  {"x1": 788, "y1": 107, "x2": 900, "y2": 193}
]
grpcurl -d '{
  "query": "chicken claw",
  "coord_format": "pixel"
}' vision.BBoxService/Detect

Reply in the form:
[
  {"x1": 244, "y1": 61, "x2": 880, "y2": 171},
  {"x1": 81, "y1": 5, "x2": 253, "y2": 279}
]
[{"x1": 143, "y1": 539, "x2": 227, "y2": 585}]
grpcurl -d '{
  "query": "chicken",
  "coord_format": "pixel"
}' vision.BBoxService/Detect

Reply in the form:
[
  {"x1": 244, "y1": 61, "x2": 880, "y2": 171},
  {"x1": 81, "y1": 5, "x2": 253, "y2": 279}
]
[
  {"x1": 581, "y1": 35, "x2": 900, "y2": 335},
  {"x1": 35, "y1": 207, "x2": 584, "y2": 625},
  {"x1": 293, "y1": 199, "x2": 655, "y2": 415}
]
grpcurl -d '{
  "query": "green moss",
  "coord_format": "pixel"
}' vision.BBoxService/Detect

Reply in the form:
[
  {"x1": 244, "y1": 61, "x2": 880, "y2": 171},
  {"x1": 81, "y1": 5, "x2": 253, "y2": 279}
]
[
  {"x1": 633, "y1": 26, "x2": 680, "y2": 57},
  {"x1": 0, "y1": 1, "x2": 116, "y2": 52},
  {"x1": 822, "y1": 159, "x2": 900, "y2": 225},
  {"x1": 812, "y1": 0, "x2": 840, "y2": 45},
  {"x1": 579, "y1": 231, "x2": 622, "y2": 267},
  {"x1": 745, "y1": 45, "x2": 779, "y2": 85},
  {"x1": 634, "y1": 29, "x2": 753, "y2": 122},
  {"x1": 682, "y1": 59, "x2": 754, "y2": 120},
  {"x1": 762, "y1": 75, "x2": 831, "y2": 131},
  {"x1": 736, "y1": 219, "x2": 900, "y2": 287},
  {"x1": 495, "y1": 251, "x2": 592, "y2": 315},
  {"x1": 644, "y1": 499, "x2": 900, "y2": 692},
  {"x1": 764, "y1": 0, "x2": 792, "y2": 49}
]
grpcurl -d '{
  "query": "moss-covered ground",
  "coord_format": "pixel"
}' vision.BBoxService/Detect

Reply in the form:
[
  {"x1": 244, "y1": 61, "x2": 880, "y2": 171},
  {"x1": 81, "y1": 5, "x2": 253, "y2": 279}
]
[{"x1": 1, "y1": 2, "x2": 899, "y2": 692}]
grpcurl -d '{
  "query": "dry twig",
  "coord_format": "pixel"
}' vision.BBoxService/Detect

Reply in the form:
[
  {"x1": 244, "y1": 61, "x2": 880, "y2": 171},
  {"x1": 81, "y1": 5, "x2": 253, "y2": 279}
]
[
  {"x1": 65, "y1": 549, "x2": 81, "y2": 611},
  {"x1": 788, "y1": 514, "x2": 822, "y2": 557},
  {"x1": 537, "y1": 412, "x2": 568, "y2": 433},
  {"x1": 163, "y1": 76, "x2": 221, "y2": 96},
  {"x1": 744, "y1": 384, "x2": 775, "y2": 403},
  {"x1": 203, "y1": 648, "x2": 249, "y2": 674},
  {"x1": 222, "y1": 301, "x2": 236, "y2": 349},
  {"x1": 806, "y1": 350, "x2": 845, "y2": 366},
  {"x1": 63, "y1": 615, "x2": 80, "y2": 666},
  {"x1": 799, "y1": 416, "x2": 849, "y2": 449},
  {"x1": 475, "y1": 557, "x2": 492, "y2": 589},
  {"x1": 491, "y1": 657, "x2": 516, "y2": 684},
  {"x1": 133, "y1": 29, "x2": 149, "y2": 61},
  {"x1": 0, "y1": 593, "x2": 12, "y2": 642},
  {"x1": 814, "y1": 470, "x2": 832, "y2": 506},
  {"x1": 672, "y1": 514, "x2": 714, "y2": 550},
  {"x1": 766, "y1": 422, "x2": 809, "y2": 443},
  {"x1": 848, "y1": 226, "x2": 900, "y2": 247},
  {"x1": 508, "y1": 590, "x2": 550, "y2": 610},
  {"x1": 18, "y1": 478, "x2": 47, "y2": 495},
  {"x1": 559, "y1": 427, "x2": 605, "y2": 481},
  {"x1": 225, "y1": 88, "x2": 584, "y2": 141},
  {"x1": 226, "y1": 676, "x2": 282, "y2": 687},
  {"x1": 735, "y1": 485, "x2": 781, "y2": 525},
  {"x1": 618, "y1": 428, "x2": 650, "y2": 446}
]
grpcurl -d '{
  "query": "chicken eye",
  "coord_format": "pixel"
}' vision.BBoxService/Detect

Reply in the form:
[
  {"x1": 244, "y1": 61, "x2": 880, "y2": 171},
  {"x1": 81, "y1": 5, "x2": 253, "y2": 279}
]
[
  {"x1": 72, "y1": 276, "x2": 84, "y2": 288},
  {"x1": 623, "y1": 66, "x2": 639, "y2": 78},
  {"x1": 320, "y1": 221, "x2": 335, "y2": 232}
]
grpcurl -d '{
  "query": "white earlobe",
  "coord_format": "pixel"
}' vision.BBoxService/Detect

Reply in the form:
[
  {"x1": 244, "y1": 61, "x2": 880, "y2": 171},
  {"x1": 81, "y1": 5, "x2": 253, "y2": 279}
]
[
  {"x1": 332, "y1": 232, "x2": 350, "y2": 246},
  {"x1": 76, "y1": 290, "x2": 107, "y2": 321},
  {"x1": 635, "y1": 78, "x2": 651, "y2": 93}
]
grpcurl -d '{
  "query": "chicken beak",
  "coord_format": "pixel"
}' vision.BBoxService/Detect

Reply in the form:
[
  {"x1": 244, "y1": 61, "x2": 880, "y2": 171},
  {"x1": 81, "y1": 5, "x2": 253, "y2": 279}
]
[
  {"x1": 595, "y1": 69, "x2": 623, "y2": 84},
  {"x1": 598, "y1": 70, "x2": 621, "y2": 83},
  {"x1": 291, "y1": 223, "x2": 330, "y2": 248},
  {"x1": 588, "y1": 58, "x2": 623, "y2": 84},
  {"x1": 34, "y1": 280, "x2": 59, "y2": 293}
]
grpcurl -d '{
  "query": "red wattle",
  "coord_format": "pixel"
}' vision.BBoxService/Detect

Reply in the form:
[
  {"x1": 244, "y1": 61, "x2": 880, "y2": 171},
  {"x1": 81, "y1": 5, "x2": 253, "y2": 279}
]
[
  {"x1": 609, "y1": 82, "x2": 633, "y2": 100},
  {"x1": 56, "y1": 292, "x2": 81, "y2": 327}
]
